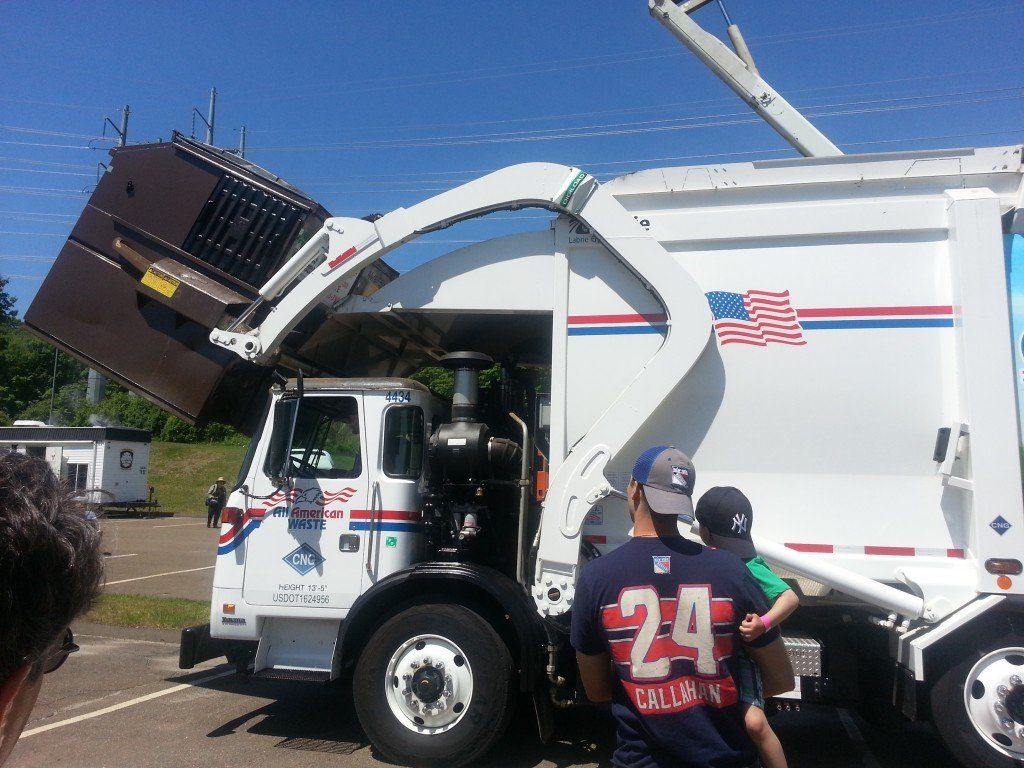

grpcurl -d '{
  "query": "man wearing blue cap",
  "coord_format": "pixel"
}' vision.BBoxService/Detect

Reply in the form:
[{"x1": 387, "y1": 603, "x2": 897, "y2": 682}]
[{"x1": 570, "y1": 446, "x2": 794, "y2": 768}]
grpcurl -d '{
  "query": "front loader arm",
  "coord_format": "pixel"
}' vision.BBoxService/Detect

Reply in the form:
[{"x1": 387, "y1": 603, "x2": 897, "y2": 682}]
[{"x1": 210, "y1": 162, "x2": 713, "y2": 617}]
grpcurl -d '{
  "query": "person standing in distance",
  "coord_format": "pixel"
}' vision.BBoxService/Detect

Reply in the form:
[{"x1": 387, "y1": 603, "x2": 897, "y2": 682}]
[
  {"x1": 205, "y1": 476, "x2": 228, "y2": 528},
  {"x1": 0, "y1": 452, "x2": 104, "y2": 765},
  {"x1": 571, "y1": 446, "x2": 794, "y2": 768}
]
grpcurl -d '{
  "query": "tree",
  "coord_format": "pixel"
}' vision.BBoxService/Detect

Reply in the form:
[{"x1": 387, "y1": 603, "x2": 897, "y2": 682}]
[
  {"x1": 0, "y1": 325, "x2": 85, "y2": 423},
  {"x1": 0, "y1": 277, "x2": 16, "y2": 324}
]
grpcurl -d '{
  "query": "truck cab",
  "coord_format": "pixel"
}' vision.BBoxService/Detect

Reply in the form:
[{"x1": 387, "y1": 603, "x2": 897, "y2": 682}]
[{"x1": 219, "y1": 378, "x2": 440, "y2": 621}]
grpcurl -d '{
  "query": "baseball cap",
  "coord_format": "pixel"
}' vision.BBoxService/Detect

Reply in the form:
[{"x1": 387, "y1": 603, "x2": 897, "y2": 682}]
[
  {"x1": 631, "y1": 446, "x2": 696, "y2": 520},
  {"x1": 694, "y1": 486, "x2": 756, "y2": 559}
]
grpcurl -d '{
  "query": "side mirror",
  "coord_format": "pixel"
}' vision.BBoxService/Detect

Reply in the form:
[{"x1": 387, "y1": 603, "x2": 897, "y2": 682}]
[{"x1": 266, "y1": 397, "x2": 300, "y2": 486}]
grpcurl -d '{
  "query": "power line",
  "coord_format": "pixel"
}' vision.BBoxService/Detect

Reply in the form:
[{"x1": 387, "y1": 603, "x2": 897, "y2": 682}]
[
  {"x1": 249, "y1": 65, "x2": 1024, "y2": 137},
  {"x1": 0, "y1": 274, "x2": 43, "y2": 280},
  {"x1": 249, "y1": 87, "x2": 1024, "y2": 152},
  {"x1": 0, "y1": 209, "x2": 78, "y2": 218},
  {"x1": 0, "y1": 166, "x2": 93, "y2": 177},
  {"x1": 0, "y1": 96, "x2": 114, "y2": 111},
  {"x1": 0, "y1": 156, "x2": 96, "y2": 170},
  {"x1": 0, "y1": 123, "x2": 111, "y2": 141},
  {"x1": 238, "y1": 4, "x2": 1021, "y2": 102},
  {"x1": 0, "y1": 255, "x2": 55, "y2": 262},
  {"x1": 0, "y1": 139, "x2": 96, "y2": 150},
  {"x1": 0, "y1": 231, "x2": 68, "y2": 236},
  {"x1": 295, "y1": 127, "x2": 1024, "y2": 193}
]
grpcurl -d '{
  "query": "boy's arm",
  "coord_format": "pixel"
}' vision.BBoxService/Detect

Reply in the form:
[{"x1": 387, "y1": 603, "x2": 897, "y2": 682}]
[
  {"x1": 766, "y1": 587, "x2": 799, "y2": 627},
  {"x1": 740, "y1": 588, "x2": 799, "y2": 641}
]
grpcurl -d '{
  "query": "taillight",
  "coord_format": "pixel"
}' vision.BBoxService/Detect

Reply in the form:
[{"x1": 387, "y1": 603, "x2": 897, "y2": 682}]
[
  {"x1": 221, "y1": 507, "x2": 243, "y2": 524},
  {"x1": 986, "y1": 559, "x2": 1023, "y2": 575}
]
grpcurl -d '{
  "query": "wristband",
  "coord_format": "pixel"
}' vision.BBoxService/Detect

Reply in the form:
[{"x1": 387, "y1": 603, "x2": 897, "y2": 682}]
[{"x1": 759, "y1": 613, "x2": 773, "y2": 630}]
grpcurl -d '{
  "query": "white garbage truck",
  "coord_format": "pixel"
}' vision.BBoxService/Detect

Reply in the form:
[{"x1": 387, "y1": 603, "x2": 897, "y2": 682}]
[{"x1": 24, "y1": 3, "x2": 1024, "y2": 766}]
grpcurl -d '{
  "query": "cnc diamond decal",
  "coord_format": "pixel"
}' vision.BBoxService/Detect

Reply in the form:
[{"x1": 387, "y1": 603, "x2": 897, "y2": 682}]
[
  {"x1": 283, "y1": 543, "x2": 325, "y2": 575},
  {"x1": 990, "y1": 516, "x2": 1012, "y2": 536}
]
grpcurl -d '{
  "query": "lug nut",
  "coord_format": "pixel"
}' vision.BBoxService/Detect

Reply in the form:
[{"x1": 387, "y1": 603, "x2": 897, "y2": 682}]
[
  {"x1": 1011, "y1": 675, "x2": 1022, "y2": 686},
  {"x1": 999, "y1": 685, "x2": 1010, "y2": 698},
  {"x1": 1002, "y1": 717, "x2": 1015, "y2": 730},
  {"x1": 435, "y1": 661, "x2": 444, "y2": 669},
  {"x1": 996, "y1": 703, "x2": 1006, "y2": 715}
]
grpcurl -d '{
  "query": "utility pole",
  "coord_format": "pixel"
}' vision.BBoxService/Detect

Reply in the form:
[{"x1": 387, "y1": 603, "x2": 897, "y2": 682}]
[
  {"x1": 207, "y1": 87, "x2": 216, "y2": 144},
  {"x1": 103, "y1": 105, "x2": 129, "y2": 147},
  {"x1": 237, "y1": 125, "x2": 246, "y2": 159},
  {"x1": 192, "y1": 88, "x2": 217, "y2": 145},
  {"x1": 89, "y1": 105, "x2": 130, "y2": 405}
]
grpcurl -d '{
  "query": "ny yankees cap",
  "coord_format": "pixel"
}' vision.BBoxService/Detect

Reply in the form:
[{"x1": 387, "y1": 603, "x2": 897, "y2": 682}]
[
  {"x1": 631, "y1": 446, "x2": 696, "y2": 520},
  {"x1": 694, "y1": 486, "x2": 757, "y2": 559}
]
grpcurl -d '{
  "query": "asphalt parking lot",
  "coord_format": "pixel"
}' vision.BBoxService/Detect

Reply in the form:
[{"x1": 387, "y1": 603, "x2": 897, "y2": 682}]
[
  {"x1": 9, "y1": 518, "x2": 963, "y2": 768},
  {"x1": 98, "y1": 517, "x2": 218, "y2": 600}
]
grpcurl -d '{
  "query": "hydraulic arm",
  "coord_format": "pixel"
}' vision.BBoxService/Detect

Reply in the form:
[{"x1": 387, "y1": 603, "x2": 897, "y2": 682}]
[{"x1": 210, "y1": 162, "x2": 714, "y2": 615}]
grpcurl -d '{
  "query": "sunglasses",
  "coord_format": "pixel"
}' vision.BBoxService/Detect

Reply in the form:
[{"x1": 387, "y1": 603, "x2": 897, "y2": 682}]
[{"x1": 41, "y1": 628, "x2": 79, "y2": 675}]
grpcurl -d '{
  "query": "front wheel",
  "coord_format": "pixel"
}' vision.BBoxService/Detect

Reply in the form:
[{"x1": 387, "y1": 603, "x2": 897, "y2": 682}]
[
  {"x1": 353, "y1": 603, "x2": 516, "y2": 768},
  {"x1": 931, "y1": 632, "x2": 1024, "y2": 768}
]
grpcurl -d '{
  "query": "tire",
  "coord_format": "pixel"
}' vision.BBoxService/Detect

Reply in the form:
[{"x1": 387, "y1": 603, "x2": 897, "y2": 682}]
[
  {"x1": 930, "y1": 631, "x2": 1024, "y2": 768},
  {"x1": 353, "y1": 603, "x2": 516, "y2": 768}
]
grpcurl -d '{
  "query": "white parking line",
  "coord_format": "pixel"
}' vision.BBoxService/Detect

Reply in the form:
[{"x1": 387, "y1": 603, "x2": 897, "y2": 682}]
[
  {"x1": 151, "y1": 522, "x2": 206, "y2": 529},
  {"x1": 837, "y1": 708, "x2": 883, "y2": 768},
  {"x1": 105, "y1": 565, "x2": 214, "y2": 586},
  {"x1": 20, "y1": 669, "x2": 234, "y2": 738},
  {"x1": 103, "y1": 553, "x2": 138, "y2": 559}
]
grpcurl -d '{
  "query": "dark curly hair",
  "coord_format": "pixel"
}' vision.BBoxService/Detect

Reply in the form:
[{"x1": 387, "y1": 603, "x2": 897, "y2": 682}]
[{"x1": 0, "y1": 452, "x2": 104, "y2": 680}]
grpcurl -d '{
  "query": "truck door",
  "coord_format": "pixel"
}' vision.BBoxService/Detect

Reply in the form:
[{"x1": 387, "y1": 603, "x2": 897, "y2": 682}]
[{"x1": 242, "y1": 394, "x2": 369, "y2": 609}]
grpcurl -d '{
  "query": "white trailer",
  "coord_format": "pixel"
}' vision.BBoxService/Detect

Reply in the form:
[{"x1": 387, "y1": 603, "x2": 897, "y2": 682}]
[
  {"x1": 0, "y1": 424, "x2": 153, "y2": 511},
  {"x1": 29, "y1": 4, "x2": 1024, "y2": 767}
]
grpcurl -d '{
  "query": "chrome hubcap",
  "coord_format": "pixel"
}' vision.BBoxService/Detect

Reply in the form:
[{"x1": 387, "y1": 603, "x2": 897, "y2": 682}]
[
  {"x1": 964, "y1": 648, "x2": 1024, "y2": 758},
  {"x1": 384, "y1": 634, "x2": 473, "y2": 734}
]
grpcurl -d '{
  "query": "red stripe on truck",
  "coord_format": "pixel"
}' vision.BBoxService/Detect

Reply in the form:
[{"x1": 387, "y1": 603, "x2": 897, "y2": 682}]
[
  {"x1": 349, "y1": 510, "x2": 421, "y2": 521},
  {"x1": 785, "y1": 543, "x2": 834, "y2": 553},
  {"x1": 567, "y1": 313, "x2": 667, "y2": 325}
]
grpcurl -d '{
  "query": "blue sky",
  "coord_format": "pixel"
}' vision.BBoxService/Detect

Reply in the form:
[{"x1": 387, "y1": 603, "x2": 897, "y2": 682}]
[{"x1": 1, "y1": 0, "x2": 1023, "y2": 318}]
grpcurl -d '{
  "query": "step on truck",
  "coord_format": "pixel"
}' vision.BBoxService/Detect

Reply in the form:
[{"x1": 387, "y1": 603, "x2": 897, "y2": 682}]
[{"x1": 25, "y1": 3, "x2": 1024, "y2": 766}]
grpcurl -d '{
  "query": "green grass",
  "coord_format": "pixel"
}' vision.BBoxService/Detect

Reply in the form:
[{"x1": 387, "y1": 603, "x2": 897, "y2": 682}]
[
  {"x1": 85, "y1": 593, "x2": 210, "y2": 630},
  {"x1": 149, "y1": 441, "x2": 247, "y2": 518}
]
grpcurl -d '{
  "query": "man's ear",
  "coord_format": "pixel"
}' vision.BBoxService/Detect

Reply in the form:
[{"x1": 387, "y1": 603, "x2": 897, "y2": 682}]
[{"x1": 0, "y1": 664, "x2": 32, "y2": 723}]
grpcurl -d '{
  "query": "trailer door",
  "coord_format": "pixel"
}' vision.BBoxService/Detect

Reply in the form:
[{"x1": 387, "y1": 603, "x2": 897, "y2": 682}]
[{"x1": 242, "y1": 394, "x2": 369, "y2": 609}]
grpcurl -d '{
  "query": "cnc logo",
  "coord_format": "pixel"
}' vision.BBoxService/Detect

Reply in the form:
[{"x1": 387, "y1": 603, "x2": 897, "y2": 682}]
[
  {"x1": 283, "y1": 543, "x2": 325, "y2": 576},
  {"x1": 990, "y1": 516, "x2": 1012, "y2": 536}
]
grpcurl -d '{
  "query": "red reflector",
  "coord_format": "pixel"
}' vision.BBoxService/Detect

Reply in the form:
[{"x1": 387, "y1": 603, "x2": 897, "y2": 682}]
[
  {"x1": 222, "y1": 603, "x2": 235, "y2": 615},
  {"x1": 986, "y1": 558, "x2": 1023, "y2": 575},
  {"x1": 221, "y1": 507, "x2": 243, "y2": 524},
  {"x1": 247, "y1": 507, "x2": 267, "y2": 519},
  {"x1": 327, "y1": 245, "x2": 357, "y2": 269}
]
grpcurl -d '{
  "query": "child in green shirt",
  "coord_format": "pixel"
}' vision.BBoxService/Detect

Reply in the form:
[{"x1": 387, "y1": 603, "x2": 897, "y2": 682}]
[{"x1": 695, "y1": 486, "x2": 800, "y2": 768}]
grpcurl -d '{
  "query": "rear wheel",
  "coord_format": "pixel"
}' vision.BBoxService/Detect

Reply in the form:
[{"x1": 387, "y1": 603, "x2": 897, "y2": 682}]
[
  {"x1": 353, "y1": 603, "x2": 516, "y2": 767},
  {"x1": 931, "y1": 633, "x2": 1024, "y2": 768}
]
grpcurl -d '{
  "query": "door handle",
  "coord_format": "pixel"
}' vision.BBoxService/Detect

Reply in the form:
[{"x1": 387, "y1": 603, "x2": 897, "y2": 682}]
[
  {"x1": 365, "y1": 481, "x2": 380, "y2": 576},
  {"x1": 936, "y1": 422, "x2": 972, "y2": 491}
]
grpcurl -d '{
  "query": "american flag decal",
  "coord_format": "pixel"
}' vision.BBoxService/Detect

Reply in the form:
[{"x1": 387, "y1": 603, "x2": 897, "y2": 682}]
[{"x1": 705, "y1": 290, "x2": 806, "y2": 347}]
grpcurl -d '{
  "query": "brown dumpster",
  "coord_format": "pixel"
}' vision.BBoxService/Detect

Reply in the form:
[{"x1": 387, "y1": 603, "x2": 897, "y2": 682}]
[{"x1": 25, "y1": 132, "x2": 395, "y2": 433}]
